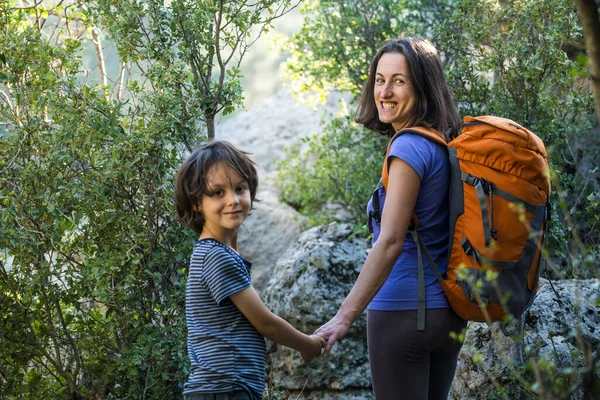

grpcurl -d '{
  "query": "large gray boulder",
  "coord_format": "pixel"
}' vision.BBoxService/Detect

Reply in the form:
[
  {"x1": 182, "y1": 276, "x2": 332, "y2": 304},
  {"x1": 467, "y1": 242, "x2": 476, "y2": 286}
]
[
  {"x1": 217, "y1": 88, "x2": 350, "y2": 175},
  {"x1": 263, "y1": 223, "x2": 373, "y2": 399}
]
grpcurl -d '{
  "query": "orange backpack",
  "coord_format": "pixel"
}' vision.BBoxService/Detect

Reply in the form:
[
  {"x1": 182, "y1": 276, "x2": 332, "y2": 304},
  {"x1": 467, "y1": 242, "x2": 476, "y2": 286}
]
[{"x1": 374, "y1": 116, "x2": 551, "y2": 330}]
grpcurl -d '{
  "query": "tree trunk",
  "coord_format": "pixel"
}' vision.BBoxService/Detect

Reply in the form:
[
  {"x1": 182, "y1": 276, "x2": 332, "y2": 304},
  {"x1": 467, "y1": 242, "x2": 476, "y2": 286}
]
[
  {"x1": 91, "y1": 27, "x2": 108, "y2": 90},
  {"x1": 575, "y1": 0, "x2": 600, "y2": 122},
  {"x1": 206, "y1": 113, "x2": 215, "y2": 142}
]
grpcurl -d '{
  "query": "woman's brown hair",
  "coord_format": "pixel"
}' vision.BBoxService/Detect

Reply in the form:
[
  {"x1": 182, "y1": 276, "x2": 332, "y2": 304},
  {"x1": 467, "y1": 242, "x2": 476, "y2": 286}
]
[
  {"x1": 356, "y1": 36, "x2": 460, "y2": 138},
  {"x1": 174, "y1": 141, "x2": 258, "y2": 234}
]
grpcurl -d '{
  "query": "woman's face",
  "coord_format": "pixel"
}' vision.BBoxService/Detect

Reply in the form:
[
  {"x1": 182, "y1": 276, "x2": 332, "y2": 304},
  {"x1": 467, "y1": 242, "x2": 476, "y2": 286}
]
[{"x1": 374, "y1": 52, "x2": 416, "y2": 132}]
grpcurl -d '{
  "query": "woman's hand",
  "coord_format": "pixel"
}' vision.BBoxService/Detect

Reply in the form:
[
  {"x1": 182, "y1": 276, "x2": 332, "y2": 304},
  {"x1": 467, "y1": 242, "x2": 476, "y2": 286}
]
[
  {"x1": 314, "y1": 314, "x2": 351, "y2": 357},
  {"x1": 301, "y1": 334, "x2": 326, "y2": 362}
]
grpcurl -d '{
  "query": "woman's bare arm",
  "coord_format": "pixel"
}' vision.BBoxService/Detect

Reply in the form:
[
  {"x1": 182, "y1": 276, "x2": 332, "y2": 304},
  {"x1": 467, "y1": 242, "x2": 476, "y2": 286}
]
[{"x1": 315, "y1": 157, "x2": 421, "y2": 356}]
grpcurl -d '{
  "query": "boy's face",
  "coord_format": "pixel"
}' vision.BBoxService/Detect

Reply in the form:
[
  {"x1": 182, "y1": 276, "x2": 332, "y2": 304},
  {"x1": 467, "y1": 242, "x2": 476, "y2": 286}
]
[{"x1": 197, "y1": 162, "x2": 251, "y2": 237}]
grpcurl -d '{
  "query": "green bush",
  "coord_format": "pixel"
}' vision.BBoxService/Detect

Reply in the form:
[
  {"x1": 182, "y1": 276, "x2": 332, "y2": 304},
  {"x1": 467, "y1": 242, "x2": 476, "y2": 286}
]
[
  {"x1": 1, "y1": 1, "x2": 300, "y2": 397},
  {"x1": 277, "y1": 114, "x2": 386, "y2": 233},
  {"x1": 0, "y1": 5, "x2": 193, "y2": 398},
  {"x1": 435, "y1": 0, "x2": 598, "y2": 279}
]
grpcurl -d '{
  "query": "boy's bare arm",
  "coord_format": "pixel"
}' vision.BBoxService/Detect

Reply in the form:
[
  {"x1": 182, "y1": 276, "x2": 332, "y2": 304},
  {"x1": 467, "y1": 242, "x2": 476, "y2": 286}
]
[{"x1": 230, "y1": 286, "x2": 324, "y2": 359}]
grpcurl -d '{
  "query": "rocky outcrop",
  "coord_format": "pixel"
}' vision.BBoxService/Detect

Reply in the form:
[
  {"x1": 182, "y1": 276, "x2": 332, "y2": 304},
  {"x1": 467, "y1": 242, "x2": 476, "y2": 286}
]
[
  {"x1": 236, "y1": 179, "x2": 307, "y2": 290},
  {"x1": 263, "y1": 223, "x2": 373, "y2": 399},
  {"x1": 262, "y1": 222, "x2": 600, "y2": 399},
  {"x1": 217, "y1": 88, "x2": 350, "y2": 175}
]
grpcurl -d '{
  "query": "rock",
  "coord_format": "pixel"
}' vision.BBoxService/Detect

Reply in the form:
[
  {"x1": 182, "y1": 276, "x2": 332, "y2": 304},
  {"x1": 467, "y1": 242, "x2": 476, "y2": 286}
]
[
  {"x1": 237, "y1": 179, "x2": 307, "y2": 291},
  {"x1": 262, "y1": 223, "x2": 372, "y2": 399},
  {"x1": 217, "y1": 88, "x2": 351, "y2": 175},
  {"x1": 451, "y1": 278, "x2": 600, "y2": 399}
]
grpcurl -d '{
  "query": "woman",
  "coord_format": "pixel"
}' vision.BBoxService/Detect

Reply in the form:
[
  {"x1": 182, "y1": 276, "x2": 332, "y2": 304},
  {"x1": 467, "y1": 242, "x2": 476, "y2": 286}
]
[{"x1": 315, "y1": 37, "x2": 467, "y2": 399}]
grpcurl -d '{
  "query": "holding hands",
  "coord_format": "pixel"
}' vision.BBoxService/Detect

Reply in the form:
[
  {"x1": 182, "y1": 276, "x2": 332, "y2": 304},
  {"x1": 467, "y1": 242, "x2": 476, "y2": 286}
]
[
  {"x1": 301, "y1": 313, "x2": 351, "y2": 361},
  {"x1": 314, "y1": 313, "x2": 351, "y2": 357},
  {"x1": 301, "y1": 334, "x2": 327, "y2": 362}
]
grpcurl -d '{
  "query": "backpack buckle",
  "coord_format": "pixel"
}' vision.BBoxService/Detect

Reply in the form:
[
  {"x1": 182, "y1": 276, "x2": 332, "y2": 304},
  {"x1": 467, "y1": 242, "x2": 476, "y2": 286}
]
[
  {"x1": 369, "y1": 210, "x2": 381, "y2": 224},
  {"x1": 368, "y1": 210, "x2": 380, "y2": 234},
  {"x1": 484, "y1": 180, "x2": 493, "y2": 194},
  {"x1": 461, "y1": 238, "x2": 473, "y2": 255},
  {"x1": 490, "y1": 229, "x2": 498, "y2": 241}
]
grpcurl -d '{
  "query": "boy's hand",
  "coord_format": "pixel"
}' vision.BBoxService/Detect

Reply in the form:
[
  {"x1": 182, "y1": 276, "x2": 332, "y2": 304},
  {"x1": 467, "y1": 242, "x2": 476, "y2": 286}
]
[
  {"x1": 301, "y1": 334, "x2": 326, "y2": 362},
  {"x1": 314, "y1": 313, "x2": 351, "y2": 357}
]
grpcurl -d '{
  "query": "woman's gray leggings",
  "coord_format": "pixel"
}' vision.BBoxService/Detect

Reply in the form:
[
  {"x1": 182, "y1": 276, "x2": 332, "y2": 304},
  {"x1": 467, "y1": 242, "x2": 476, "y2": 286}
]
[{"x1": 367, "y1": 308, "x2": 467, "y2": 400}]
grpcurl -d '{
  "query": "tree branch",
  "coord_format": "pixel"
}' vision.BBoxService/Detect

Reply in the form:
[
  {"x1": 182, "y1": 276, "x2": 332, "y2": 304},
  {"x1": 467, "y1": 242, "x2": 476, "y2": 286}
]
[
  {"x1": 8, "y1": 0, "x2": 44, "y2": 11},
  {"x1": 91, "y1": 27, "x2": 108, "y2": 91},
  {"x1": 54, "y1": 294, "x2": 82, "y2": 380},
  {"x1": 0, "y1": 88, "x2": 14, "y2": 112},
  {"x1": 214, "y1": 0, "x2": 225, "y2": 105},
  {"x1": 115, "y1": 61, "x2": 126, "y2": 101},
  {"x1": 40, "y1": 286, "x2": 65, "y2": 377}
]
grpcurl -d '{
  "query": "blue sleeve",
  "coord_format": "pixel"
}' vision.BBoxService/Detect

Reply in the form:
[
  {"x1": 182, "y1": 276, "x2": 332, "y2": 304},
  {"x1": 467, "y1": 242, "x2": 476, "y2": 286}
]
[
  {"x1": 203, "y1": 246, "x2": 251, "y2": 305},
  {"x1": 387, "y1": 133, "x2": 433, "y2": 181}
]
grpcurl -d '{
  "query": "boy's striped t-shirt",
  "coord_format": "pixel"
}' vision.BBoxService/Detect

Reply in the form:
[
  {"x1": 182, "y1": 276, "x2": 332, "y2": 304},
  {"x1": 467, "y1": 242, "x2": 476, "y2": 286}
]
[{"x1": 184, "y1": 238, "x2": 266, "y2": 399}]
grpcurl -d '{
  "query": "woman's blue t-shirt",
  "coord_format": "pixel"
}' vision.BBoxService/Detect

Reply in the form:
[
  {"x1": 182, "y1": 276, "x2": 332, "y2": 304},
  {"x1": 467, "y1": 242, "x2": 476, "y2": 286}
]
[{"x1": 367, "y1": 133, "x2": 450, "y2": 311}]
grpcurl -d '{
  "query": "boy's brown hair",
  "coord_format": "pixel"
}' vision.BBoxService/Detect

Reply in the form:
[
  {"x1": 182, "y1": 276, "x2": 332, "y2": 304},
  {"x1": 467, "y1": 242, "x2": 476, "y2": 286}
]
[{"x1": 175, "y1": 141, "x2": 258, "y2": 234}]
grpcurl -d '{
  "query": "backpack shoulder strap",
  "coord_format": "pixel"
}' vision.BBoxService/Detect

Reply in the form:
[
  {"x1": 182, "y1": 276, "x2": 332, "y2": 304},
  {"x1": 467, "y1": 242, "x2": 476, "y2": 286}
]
[
  {"x1": 381, "y1": 127, "x2": 447, "y2": 190},
  {"x1": 381, "y1": 127, "x2": 447, "y2": 230},
  {"x1": 375, "y1": 126, "x2": 448, "y2": 331}
]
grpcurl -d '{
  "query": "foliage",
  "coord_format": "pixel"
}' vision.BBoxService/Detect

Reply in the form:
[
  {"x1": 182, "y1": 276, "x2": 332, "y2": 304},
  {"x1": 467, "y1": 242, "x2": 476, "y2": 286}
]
[
  {"x1": 89, "y1": 0, "x2": 297, "y2": 141},
  {"x1": 277, "y1": 113, "x2": 385, "y2": 233},
  {"x1": 0, "y1": 0, "x2": 254, "y2": 397},
  {"x1": 1, "y1": 0, "x2": 300, "y2": 397},
  {"x1": 573, "y1": 0, "x2": 600, "y2": 122},
  {"x1": 277, "y1": 0, "x2": 454, "y2": 106},
  {"x1": 0, "y1": 3, "x2": 193, "y2": 398},
  {"x1": 276, "y1": 0, "x2": 454, "y2": 231},
  {"x1": 434, "y1": 0, "x2": 598, "y2": 280}
]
